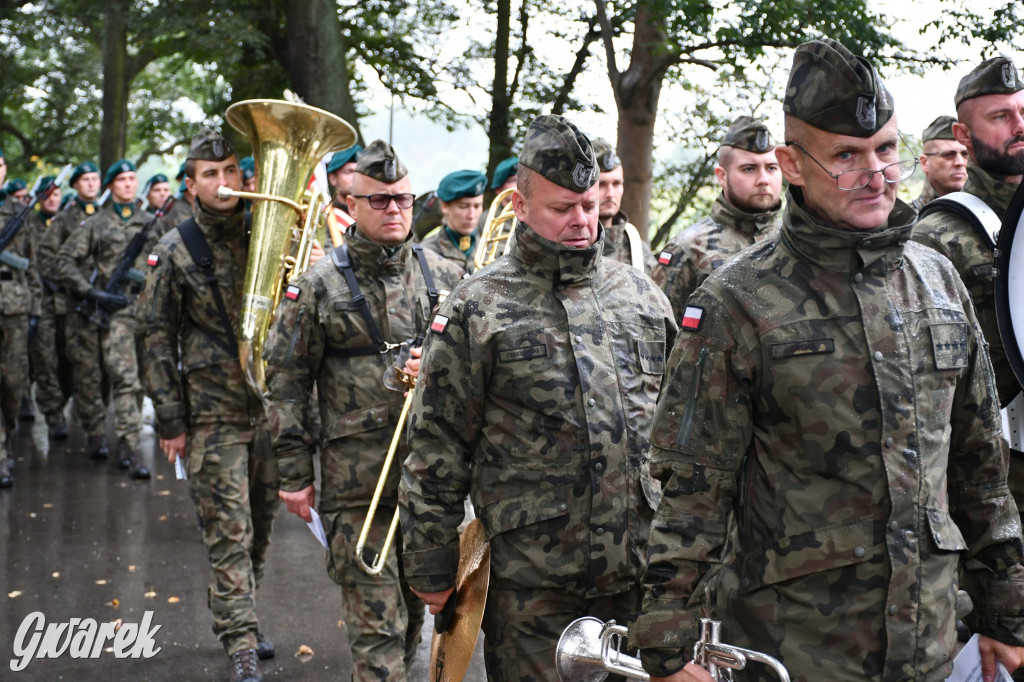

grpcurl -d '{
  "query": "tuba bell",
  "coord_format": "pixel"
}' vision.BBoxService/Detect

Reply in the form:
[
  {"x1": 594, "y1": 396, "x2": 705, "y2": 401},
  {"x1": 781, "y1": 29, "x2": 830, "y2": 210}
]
[{"x1": 220, "y1": 98, "x2": 357, "y2": 394}]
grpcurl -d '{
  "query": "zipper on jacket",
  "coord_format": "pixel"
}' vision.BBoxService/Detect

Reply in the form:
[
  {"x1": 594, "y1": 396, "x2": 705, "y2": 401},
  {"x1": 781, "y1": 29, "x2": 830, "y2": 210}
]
[{"x1": 676, "y1": 346, "x2": 709, "y2": 447}]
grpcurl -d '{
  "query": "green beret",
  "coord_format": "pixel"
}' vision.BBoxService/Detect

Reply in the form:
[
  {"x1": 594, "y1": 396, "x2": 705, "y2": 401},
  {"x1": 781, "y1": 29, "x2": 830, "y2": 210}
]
[
  {"x1": 520, "y1": 115, "x2": 598, "y2": 193},
  {"x1": 784, "y1": 39, "x2": 894, "y2": 137},
  {"x1": 239, "y1": 156, "x2": 255, "y2": 181},
  {"x1": 143, "y1": 173, "x2": 169, "y2": 195},
  {"x1": 437, "y1": 170, "x2": 487, "y2": 202},
  {"x1": 954, "y1": 56, "x2": 1024, "y2": 107},
  {"x1": 176, "y1": 161, "x2": 186, "y2": 181},
  {"x1": 922, "y1": 115, "x2": 957, "y2": 142},
  {"x1": 60, "y1": 191, "x2": 75, "y2": 209},
  {"x1": 721, "y1": 115, "x2": 773, "y2": 153},
  {"x1": 103, "y1": 159, "x2": 136, "y2": 187},
  {"x1": 490, "y1": 156, "x2": 518, "y2": 189},
  {"x1": 0, "y1": 145, "x2": 4, "y2": 158},
  {"x1": 34, "y1": 176, "x2": 56, "y2": 194},
  {"x1": 5, "y1": 179, "x2": 27, "y2": 194},
  {"x1": 70, "y1": 161, "x2": 99, "y2": 186},
  {"x1": 355, "y1": 140, "x2": 408, "y2": 183},
  {"x1": 591, "y1": 138, "x2": 621, "y2": 172},
  {"x1": 178, "y1": 179, "x2": 187, "y2": 195},
  {"x1": 326, "y1": 145, "x2": 363, "y2": 174},
  {"x1": 186, "y1": 127, "x2": 236, "y2": 162}
]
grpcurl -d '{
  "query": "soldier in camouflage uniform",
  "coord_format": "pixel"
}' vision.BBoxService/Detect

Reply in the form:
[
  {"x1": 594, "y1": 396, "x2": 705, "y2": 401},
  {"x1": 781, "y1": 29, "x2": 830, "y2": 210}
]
[
  {"x1": 264, "y1": 140, "x2": 461, "y2": 682},
  {"x1": 54, "y1": 159, "x2": 152, "y2": 479},
  {"x1": 591, "y1": 137, "x2": 656, "y2": 273},
  {"x1": 634, "y1": 39, "x2": 1024, "y2": 682},
  {"x1": 419, "y1": 168, "x2": 487, "y2": 276},
  {"x1": 40, "y1": 161, "x2": 108, "y2": 455},
  {"x1": 913, "y1": 57, "x2": 1024, "y2": 521},
  {"x1": 137, "y1": 129, "x2": 279, "y2": 682},
  {"x1": 652, "y1": 116, "x2": 782, "y2": 322},
  {"x1": 400, "y1": 115, "x2": 676, "y2": 681},
  {"x1": 911, "y1": 115, "x2": 968, "y2": 211}
]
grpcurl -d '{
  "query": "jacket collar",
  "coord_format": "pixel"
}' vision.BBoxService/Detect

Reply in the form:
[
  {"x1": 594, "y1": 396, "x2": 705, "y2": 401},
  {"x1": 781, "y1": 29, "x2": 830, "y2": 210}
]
[
  {"x1": 962, "y1": 162, "x2": 1021, "y2": 217},
  {"x1": 195, "y1": 200, "x2": 247, "y2": 242},
  {"x1": 345, "y1": 224, "x2": 413, "y2": 276},
  {"x1": 710, "y1": 193, "x2": 781, "y2": 237},
  {"x1": 509, "y1": 221, "x2": 604, "y2": 287}
]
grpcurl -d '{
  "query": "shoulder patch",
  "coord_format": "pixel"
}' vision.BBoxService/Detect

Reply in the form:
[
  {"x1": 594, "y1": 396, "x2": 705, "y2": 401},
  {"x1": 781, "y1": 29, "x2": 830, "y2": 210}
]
[
  {"x1": 680, "y1": 305, "x2": 704, "y2": 331},
  {"x1": 657, "y1": 250, "x2": 674, "y2": 266},
  {"x1": 147, "y1": 253, "x2": 160, "y2": 268},
  {"x1": 430, "y1": 314, "x2": 449, "y2": 334},
  {"x1": 285, "y1": 284, "x2": 301, "y2": 301}
]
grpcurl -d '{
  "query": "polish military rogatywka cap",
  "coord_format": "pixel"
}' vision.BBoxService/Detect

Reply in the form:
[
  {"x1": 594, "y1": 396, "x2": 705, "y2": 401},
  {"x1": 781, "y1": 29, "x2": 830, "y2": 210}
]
[
  {"x1": 103, "y1": 159, "x2": 136, "y2": 188},
  {"x1": 186, "y1": 127, "x2": 237, "y2": 162},
  {"x1": 784, "y1": 38, "x2": 894, "y2": 137},
  {"x1": 922, "y1": 115, "x2": 957, "y2": 142},
  {"x1": 355, "y1": 140, "x2": 408, "y2": 183},
  {"x1": 437, "y1": 169, "x2": 487, "y2": 202},
  {"x1": 954, "y1": 56, "x2": 1024, "y2": 108},
  {"x1": 721, "y1": 115, "x2": 774, "y2": 153},
  {"x1": 70, "y1": 161, "x2": 99, "y2": 186},
  {"x1": 591, "y1": 138, "x2": 621, "y2": 172},
  {"x1": 520, "y1": 114, "x2": 598, "y2": 192},
  {"x1": 326, "y1": 145, "x2": 363, "y2": 174}
]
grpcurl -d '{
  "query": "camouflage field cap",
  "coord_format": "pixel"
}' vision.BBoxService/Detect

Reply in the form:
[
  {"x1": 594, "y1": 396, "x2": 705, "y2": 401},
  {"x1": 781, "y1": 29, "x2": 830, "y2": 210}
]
[
  {"x1": 70, "y1": 161, "x2": 99, "y2": 186},
  {"x1": 722, "y1": 115, "x2": 773, "y2": 153},
  {"x1": 103, "y1": 159, "x2": 136, "y2": 187},
  {"x1": 326, "y1": 145, "x2": 363, "y2": 173},
  {"x1": 922, "y1": 115, "x2": 957, "y2": 142},
  {"x1": 521, "y1": 114, "x2": 598, "y2": 192},
  {"x1": 186, "y1": 128, "x2": 237, "y2": 162},
  {"x1": 490, "y1": 156, "x2": 518, "y2": 189},
  {"x1": 355, "y1": 140, "x2": 408, "y2": 183},
  {"x1": 784, "y1": 38, "x2": 894, "y2": 137},
  {"x1": 437, "y1": 169, "x2": 487, "y2": 202},
  {"x1": 591, "y1": 138, "x2": 622, "y2": 172},
  {"x1": 954, "y1": 56, "x2": 1024, "y2": 107}
]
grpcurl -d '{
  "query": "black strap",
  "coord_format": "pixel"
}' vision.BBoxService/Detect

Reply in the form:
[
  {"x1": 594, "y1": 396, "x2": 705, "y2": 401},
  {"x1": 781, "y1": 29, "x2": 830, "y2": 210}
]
[
  {"x1": 177, "y1": 218, "x2": 238, "y2": 356},
  {"x1": 411, "y1": 243, "x2": 439, "y2": 312}
]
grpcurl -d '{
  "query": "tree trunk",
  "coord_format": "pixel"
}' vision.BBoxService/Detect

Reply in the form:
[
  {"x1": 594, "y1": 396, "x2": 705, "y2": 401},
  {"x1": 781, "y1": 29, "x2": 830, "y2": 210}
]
[
  {"x1": 283, "y1": 0, "x2": 362, "y2": 142},
  {"x1": 99, "y1": 0, "x2": 129, "y2": 171},
  {"x1": 485, "y1": 0, "x2": 513, "y2": 197},
  {"x1": 611, "y1": 3, "x2": 667, "y2": 241}
]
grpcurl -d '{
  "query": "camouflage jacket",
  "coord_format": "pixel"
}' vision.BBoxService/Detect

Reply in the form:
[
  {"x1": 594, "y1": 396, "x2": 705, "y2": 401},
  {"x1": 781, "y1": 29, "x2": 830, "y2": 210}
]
[
  {"x1": 635, "y1": 188, "x2": 1024, "y2": 681},
  {"x1": 652, "y1": 194, "x2": 780, "y2": 323},
  {"x1": 400, "y1": 223, "x2": 677, "y2": 598},
  {"x1": 602, "y1": 210, "x2": 656, "y2": 275},
  {"x1": 38, "y1": 198, "x2": 98, "y2": 315},
  {"x1": 263, "y1": 225, "x2": 463, "y2": 512},
  {"x1": 137, "y1": 202, "x2": 263, "y2": 439},
  {"x1": 53, "y1": 203, "x2": 157, "y2": 322},
  {"x1": 419, "y1": 225, "x2": 476, "y2": 277},
  {"x1": 913, "y1": 162, "x2": 1020, "y2": 404},
  {"x1": 154, "y1": 197, "x2": 194, "y2": 239},
  {"x1": 910, "y1": 180, "x2": 937, "y2": 212},
  {"x1": 0, "y1": 199, "x2": 42, "y2": 317}
]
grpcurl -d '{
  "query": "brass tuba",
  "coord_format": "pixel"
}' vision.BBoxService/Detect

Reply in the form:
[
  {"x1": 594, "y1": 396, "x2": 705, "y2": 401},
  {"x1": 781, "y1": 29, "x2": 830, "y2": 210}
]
[{"x1": 220, "y1": 98, "x2": 356, "y2": 394}]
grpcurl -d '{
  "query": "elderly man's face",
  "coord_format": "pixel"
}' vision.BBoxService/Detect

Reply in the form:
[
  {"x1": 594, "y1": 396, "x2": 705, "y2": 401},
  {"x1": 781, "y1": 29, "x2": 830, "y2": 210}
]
[
  {"x1": 919, "y1": 139, "x2": 968, "y2": 196},
  {"x1": 511, "y1": 170, "x2": 599, "y2": 248}
]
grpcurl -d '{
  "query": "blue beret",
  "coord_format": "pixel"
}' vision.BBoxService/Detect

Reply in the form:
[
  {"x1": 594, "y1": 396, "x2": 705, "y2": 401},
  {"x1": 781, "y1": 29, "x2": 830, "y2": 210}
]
[
  {"x1": 326, "y1": 145, "x2": 363, "y2": 174},
  {"x1": 437, "y1": 169, "x2": 487, "y2": 202},
  {"x1": 70, "y1": 161, "x2": 99, "y2": 187},
  {"x1": 490, "y1": 156, "x2": 518, "y2": 190},
  {"x1": 239, "y1": 156, "x2": 255, "y2": 181},
  {"x1": 103, "y1": 159, "x2": 136, "y2": 188}
]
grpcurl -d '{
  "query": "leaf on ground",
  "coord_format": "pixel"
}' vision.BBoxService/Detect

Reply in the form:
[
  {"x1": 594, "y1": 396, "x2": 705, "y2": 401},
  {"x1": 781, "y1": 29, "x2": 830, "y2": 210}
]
[
  {"x1": 106, "y1": 598, "x2": 119, "y2": 608},
  {"x1": 167, "y1": 596, "x2": 180, "y2": 603},
  {"x1": 42, "y1": 503, "x2": 53, "y2": 509},
  {"x1": 144, "y1": 590, "x2": 156, "y2": 598},
  {"x1": 8, "y1": 591, "x2": 21, "y2": 599},
  {"x1": 155, "y1": 490, "x2": 171, "y2": 496},
  {"x1": 295, "y1": 644, "x2": 314, "y2": 661},
  {"x1": 51, "y1": 572, "x2": 60, "y2": 579},
  {"x1": 158, "y1": 515, "x2": 168, "y2": 521},
  {"x1": 111, "y1": 619, "x2": 123, "y2": 632},
  {"x1": 95, "y1": 579, "x2": 108, "y2": 585}
]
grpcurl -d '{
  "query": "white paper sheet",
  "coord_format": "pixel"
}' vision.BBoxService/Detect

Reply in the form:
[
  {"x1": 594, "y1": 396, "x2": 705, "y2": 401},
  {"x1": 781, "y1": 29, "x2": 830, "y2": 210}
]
[
  {"x1": 306, "y1": 508, "x2": 329, "y2": 549},
  {"x1": 946, "y1": 634, "x2": 1013, "y2": 682}
]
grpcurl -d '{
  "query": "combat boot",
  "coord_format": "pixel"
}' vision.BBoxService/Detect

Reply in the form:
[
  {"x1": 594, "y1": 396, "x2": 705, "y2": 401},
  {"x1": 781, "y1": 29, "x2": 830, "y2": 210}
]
[
  {"x1": 18, "y1": 394, "x2": 34, "y2": 421},
  {"x1": 117, "y1": 439, "x2": 151, "y2": 480},
  {"x1": 230, "y1": 648, "x2": 262, "y2": 682},
  {"x1": 255, "y1": 631, "x2": 275, "y2": 660},
  {"x1": 87, "y1": 435, "x2": 108, "y2": 459},
  {"x1": 47, "y1": 413, "x2": 68, "y2": 440}
]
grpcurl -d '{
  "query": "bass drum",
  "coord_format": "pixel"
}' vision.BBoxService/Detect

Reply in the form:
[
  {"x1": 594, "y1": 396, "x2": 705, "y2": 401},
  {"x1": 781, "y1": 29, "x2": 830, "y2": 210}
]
[{"x1": 995, "y1": 182, "x2": 1024, "y2": 450}]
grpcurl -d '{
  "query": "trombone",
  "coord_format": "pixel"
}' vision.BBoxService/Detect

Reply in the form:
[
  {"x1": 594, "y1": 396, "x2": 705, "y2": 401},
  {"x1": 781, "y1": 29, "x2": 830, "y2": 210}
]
[{"x1": 472, "y1": 187, "x2": 518, "y2": 271}]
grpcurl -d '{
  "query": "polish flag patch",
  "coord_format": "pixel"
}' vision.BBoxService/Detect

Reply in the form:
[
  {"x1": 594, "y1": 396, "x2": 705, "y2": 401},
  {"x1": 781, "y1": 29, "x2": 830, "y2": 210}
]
[
  {"x1": 285, "y1": 284, "x2": 301, "y2": 301},
  {"x1": 657, "y1": 250, "x2": 674, "y2": 265},
  {"x1": 147, "y1": 253, "x2": 160, "y2": 267},
  {"x1": 681, "y1": 305, "x2": 704, "y2": 331},
  {"x1": 430, "y1": 314, "x2": 449, "y2": 334}
]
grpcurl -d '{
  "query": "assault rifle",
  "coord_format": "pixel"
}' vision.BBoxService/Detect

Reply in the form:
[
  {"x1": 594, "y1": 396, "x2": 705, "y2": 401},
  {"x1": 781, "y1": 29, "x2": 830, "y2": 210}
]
[{"x1": 0, "y1": 164, "x2": 73, "y2": 271}]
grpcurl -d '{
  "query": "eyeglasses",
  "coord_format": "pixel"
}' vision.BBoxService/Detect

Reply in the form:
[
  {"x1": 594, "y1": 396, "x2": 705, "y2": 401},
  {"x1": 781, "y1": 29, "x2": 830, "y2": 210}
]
[
  {"x1": 352, "y1": 193, "x2": 415, "y2": 210},
  {"x1": 923, "y1": 150, "x2": 970, "y2": 161},
  {"x1": 786, "y1": 141, "x2": 918, "y2": 191}
]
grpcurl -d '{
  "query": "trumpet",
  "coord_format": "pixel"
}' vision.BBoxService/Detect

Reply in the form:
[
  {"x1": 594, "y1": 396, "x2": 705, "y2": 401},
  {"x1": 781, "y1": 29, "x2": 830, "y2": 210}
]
[{"x1": 555, "y1": 617, "x2": 790, "y2": 682}]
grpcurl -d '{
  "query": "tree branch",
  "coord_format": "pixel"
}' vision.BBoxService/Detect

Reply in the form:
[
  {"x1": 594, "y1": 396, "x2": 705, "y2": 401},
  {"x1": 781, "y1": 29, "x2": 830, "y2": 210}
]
[
  {"x1": 552, "y1": 16, "x2": 598, "y2": 115},
  {"x1": 133, "y1": 136, "x2": 190, "y2": 167},
  {"x1": 507, "y1": 0, "x2": 530, "y2": 103},
  {"x1": 593, "y1": 0, "x2": 619, "y2": 82}
]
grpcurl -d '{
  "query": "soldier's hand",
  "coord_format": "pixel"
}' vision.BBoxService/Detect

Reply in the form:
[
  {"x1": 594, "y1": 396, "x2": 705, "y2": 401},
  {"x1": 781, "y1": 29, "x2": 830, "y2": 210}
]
[
  {"x1": 410, "y1": 586, "x2": 455, "y2": 615},
  {"x1": 87, "y1": 288, "x2": 130, "y2": 313},
  {"x1": 159, "y1": 432, "x2": 187, "y2": 464},
  {"x1": 280, "y1": 485, "x2": 315, "y2": 523},
  {"x1": 651, "y1": 664, "x2": 715, "y2": 682},
  {"x1": 308, "y1": 239, "x2": 325, "y2": 266},
  {"x1": 403, "y1": 346, "x2": 422, "y2": 382},
  {"x1": 978, "y1": 635, "x2": 1024, "y2": 681}
]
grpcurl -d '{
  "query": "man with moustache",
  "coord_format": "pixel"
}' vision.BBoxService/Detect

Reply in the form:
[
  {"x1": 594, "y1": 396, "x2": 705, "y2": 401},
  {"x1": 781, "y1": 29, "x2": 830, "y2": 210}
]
[
  {"x1": 635, "y1": 39, "x2": 1024, "y2": 682},
  {"x1": 912, "y1": 115, "x2": 968, "y2": 210},
  {"x1": 652, "y1": 116, "x2": 782, "y2": 321},
  {"x1": 592, "y1": 137, "x2": 656, "y2": 273}
]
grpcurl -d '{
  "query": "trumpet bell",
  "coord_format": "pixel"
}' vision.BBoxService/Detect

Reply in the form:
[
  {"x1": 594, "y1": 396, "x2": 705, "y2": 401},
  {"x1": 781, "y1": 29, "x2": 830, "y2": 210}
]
[{"x1": 556, "y1": 617, "x2": 618, "y2": 682}]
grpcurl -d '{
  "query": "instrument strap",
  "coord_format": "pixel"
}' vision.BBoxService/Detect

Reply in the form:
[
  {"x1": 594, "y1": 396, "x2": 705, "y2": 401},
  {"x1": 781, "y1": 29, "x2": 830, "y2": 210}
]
[
  {"x1": 411, "y1": 243, "x2": 440, "y2": 312},
  {"x1": 918, "y1": 191, "x2": 1001, "y2": 248},
  {"x1": 177, "y1": 218, "x2": 239, "y2": 357}
]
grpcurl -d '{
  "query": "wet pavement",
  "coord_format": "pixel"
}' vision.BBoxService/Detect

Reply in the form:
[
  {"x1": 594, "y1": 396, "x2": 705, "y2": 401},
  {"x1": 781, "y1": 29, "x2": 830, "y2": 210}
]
[{"x1": 1, "y1": 401, "x2": 485, "y2": 681}]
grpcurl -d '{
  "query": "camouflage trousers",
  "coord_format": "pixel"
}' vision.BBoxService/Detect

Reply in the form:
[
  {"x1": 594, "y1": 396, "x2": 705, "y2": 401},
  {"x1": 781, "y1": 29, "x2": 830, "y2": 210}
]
[
  {"x1": 481, "y1": 584, "x2": 642, "y2": 682},
  {"x1": 100, "y1": 314, "x2": 143, "y2": 448},
  {"x1": 188, "y1": 422, "x2": 280, "y2": 655},
  {"x1": 65, "y1": 312, "x2": 107, "y2": 438},
  {"x1": 0, "y1": 313, "x2": 29, "y2": 433},
  {"x1": 32, "y1": 306, "x2": 73, "y2": 422},
  {"x1": 321, "y1": 505, "x2": 425, "y2": 681}
]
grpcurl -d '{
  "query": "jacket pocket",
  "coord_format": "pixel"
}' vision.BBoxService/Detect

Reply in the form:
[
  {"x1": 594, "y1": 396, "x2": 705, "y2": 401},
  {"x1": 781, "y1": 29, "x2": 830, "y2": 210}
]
[
  {"x1": 478, "y1": 483, "x2": 573, "y2": 539},
  {"x1": 322, "y1": 402, "x2": 389, "y2": 443},
  {"x1": 925, "y1": 507, "x2": 967, "y2": 552}
]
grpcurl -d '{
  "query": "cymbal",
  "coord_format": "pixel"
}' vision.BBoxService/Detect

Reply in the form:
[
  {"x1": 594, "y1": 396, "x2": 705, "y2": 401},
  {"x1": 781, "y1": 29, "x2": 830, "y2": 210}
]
[{"x1": 429, "y1": 518, "x2": 490, "y2": 682}]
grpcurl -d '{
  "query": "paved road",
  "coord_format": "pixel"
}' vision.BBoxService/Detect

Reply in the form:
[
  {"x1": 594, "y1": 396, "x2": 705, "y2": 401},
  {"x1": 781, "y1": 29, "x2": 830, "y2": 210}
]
[{"x1": 0, "y1": 403, "x2": 486, "y2": 681}]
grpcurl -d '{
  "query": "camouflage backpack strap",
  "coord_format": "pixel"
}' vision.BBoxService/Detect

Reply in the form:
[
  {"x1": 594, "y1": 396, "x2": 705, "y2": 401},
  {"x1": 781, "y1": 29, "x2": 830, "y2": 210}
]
[
  {"x1": 918, "y1": 191, "x2": 1001, "y2": 248},
  {"x1": 326, "y1": 243, "x2": 389, "y2": 358},
  {"x1": 410, "y1": 243, "x2": 439, "y2": 312},
  {"x1": 177, "y1": 218, "x2": 239, "y2": 356}
]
